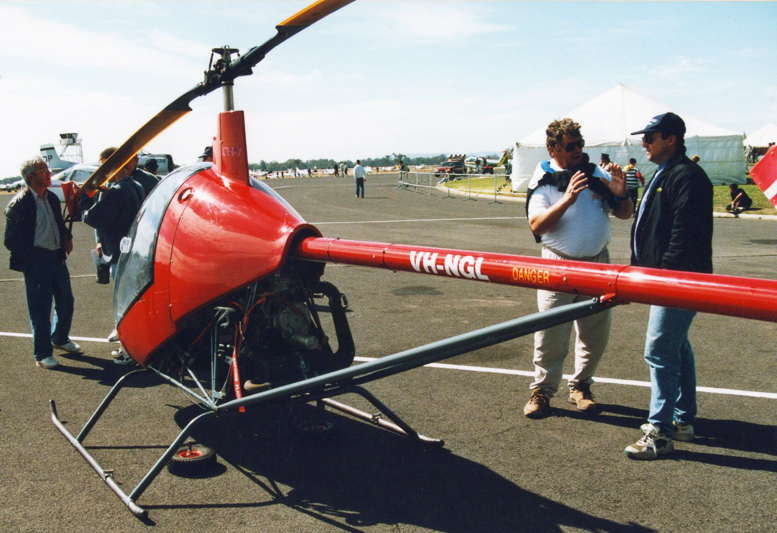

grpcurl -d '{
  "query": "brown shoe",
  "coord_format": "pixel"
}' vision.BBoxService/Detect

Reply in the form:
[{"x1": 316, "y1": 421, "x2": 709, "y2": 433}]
[
  {"x1": 523, "y1": 389, "x2": 551, "y2": 419},
  {"x1": 568, "y1": 383, "x2": 598, "y2": 413}
]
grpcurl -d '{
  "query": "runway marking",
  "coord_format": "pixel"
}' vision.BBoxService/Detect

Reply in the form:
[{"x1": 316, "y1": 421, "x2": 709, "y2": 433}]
[
  {"x1": 312, "y1": 216, "x2": 525, "y2": 225},
  {"x1": 1, "y1": 331, "x2": 110, "y2": 343},
  {"x1": 352, "y1": 357, "x2": 777, "y2": 400},
  {"x1": 0, "y1": 273, "x2": 95, "y2": 283},
  {"x1": 2, "y1": 331, "x2": 773, "y2": 399}
]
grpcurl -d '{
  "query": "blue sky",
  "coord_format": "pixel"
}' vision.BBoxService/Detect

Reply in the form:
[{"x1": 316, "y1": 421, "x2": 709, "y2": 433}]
[{"x1": 1, "y1": 1, "x2": 775, "y2": 177}]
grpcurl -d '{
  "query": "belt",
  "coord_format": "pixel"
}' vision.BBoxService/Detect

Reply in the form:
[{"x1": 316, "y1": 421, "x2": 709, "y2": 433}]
[{"x1": 543, "y1": 245, "x2": 608, "y2": 262}]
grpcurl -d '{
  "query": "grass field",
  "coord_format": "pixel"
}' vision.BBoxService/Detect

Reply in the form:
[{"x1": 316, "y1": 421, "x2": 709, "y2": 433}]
[{"x1": 440, "y1": 177, "x2": 776, "y2": 216}]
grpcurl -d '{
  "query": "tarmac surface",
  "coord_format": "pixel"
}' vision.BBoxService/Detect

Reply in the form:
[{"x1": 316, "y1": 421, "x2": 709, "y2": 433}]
[{"x1": 0, "y1": 173, "x2": 775, "y2": 532}]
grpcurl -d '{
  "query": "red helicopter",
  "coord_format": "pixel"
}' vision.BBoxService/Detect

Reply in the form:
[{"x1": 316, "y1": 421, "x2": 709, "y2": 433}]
[{"x1": 50, "y1": 0, "x2": 777, "y2": 520}]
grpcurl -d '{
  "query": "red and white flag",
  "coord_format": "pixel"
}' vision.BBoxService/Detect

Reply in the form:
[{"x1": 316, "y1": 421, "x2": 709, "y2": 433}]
[{"x1": 750, "y1": 146, "x2": 777, "y2": 207}]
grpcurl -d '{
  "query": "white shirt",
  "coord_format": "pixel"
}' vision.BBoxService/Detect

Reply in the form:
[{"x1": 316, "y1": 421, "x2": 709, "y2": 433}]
[
  {"x1": 527, "y1": 160, "x2": 613, "y2": 258},
  {"x1": 354, "y1": 164, "x2": 366, "y2": 179}
]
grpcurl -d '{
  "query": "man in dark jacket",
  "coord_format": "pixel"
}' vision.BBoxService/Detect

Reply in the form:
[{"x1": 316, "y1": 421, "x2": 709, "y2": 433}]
[
  {"x1": 77, "y1": 150, "x2": 145, "y2": 365},
  {"x1": 4, "y1": 156, "x2": 80, "y2": 369},
  {"x1": 79, "y1": 151, "x2": 145, "y2": 279},
  {"x1": 625, "y1": 112, "x2": 713, "y2": 460}
]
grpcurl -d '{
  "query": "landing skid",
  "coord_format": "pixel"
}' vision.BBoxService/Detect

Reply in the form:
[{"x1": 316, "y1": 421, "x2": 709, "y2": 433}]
[{"x1": 50, "y1": 297, "x2": 617, "y2": 519}]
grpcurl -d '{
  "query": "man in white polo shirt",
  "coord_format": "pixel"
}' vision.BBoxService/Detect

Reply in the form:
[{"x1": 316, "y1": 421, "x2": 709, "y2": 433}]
[{"x1": 523, "y1": 118, "x2": 632, "y2": 418}]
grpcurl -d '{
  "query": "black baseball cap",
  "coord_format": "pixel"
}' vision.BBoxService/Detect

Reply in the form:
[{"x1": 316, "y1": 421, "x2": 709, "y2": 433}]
[
  {"x1": 200, "y1": 146, "x2": 213, "y2": 158},
  {"x1": 631, "y1": 112, "x2": 686, "y2": 137}
]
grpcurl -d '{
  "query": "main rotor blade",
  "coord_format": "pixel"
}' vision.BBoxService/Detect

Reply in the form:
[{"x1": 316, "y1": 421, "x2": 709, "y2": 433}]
[{"x1": 80, "y1": 0, "x2": 355, "y2": 196}]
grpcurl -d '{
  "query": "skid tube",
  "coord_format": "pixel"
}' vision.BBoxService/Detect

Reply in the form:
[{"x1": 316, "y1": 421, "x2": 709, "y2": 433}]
[{"x1": 49, "y1": 296, "x2": 616, "y2": 519}]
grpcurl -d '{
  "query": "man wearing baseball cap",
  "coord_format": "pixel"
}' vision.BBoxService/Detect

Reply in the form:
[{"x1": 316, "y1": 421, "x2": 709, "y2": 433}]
[{"x1": 624, "y1": 112, "x2": 713, "y2": 459}]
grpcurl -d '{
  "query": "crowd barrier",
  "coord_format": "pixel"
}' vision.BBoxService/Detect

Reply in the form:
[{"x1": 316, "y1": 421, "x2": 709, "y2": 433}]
[{"x1": 397, "y1": 171, "x2": 513, "y2": 203}]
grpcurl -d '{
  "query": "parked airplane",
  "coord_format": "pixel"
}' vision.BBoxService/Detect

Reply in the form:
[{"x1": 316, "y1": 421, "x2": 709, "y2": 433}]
[
  {"x1": 464, "y1": 151, "x2": 510, "y2": 169},
  {"x1": 40, "y1": 143, "x2": 78, "y2": 174}
]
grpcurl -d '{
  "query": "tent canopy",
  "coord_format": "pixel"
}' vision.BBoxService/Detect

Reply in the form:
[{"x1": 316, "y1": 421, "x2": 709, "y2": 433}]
[
  {"x1": 744, "y1": 123, "x2": 777, "y2": 147},
  {"x1": 511, "y1": 84, "x2": 747, "y2": 191}
]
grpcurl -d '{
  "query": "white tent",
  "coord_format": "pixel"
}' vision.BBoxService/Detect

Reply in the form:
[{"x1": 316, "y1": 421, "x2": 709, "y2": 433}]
[
  {"x1": 744, "y1": 123, "x2": 777, "y2": 147},
  {"x1": 511, "y1": 84, "x2": 747, "y2": 192}
]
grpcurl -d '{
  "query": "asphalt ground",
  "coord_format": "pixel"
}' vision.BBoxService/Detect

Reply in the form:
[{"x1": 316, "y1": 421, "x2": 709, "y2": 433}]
[{"x1": 0, "y1": 173, "x2": 775, "y2": 532}]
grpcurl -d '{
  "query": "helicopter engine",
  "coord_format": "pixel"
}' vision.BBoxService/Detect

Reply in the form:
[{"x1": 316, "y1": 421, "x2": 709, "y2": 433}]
[{"x1": 162, "y1": 270, "x2": 354, "y2": 405}]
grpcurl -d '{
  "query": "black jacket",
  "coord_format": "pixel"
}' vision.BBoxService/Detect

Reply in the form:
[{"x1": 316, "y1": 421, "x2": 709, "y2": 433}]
[
  {"x1": 630, "y1": 154, "x2": 713, "y2": 273},
  {"x1": 4, "y1": 187, "x2": 72, "y2": 272},
  {"x1": 80, "y1": 178, "x2": 144, "y2": 264}
]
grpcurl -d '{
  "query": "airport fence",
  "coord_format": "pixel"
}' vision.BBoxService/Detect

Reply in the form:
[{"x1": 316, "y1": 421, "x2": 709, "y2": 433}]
[{"x1": 396, "y1": 171, "x2": 517, "y2": 204}]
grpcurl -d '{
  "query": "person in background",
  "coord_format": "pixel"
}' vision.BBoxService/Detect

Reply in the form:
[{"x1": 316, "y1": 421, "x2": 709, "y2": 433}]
[
  {"x1": 4, "y1": 156, "x2": 80, "y2": 369},
  {"x1": 626, "y1": 112, "x2": 713, "y2": 460},
  {"x1": 354, "y1": 159, "x2": 366, "y2": 198},
  {"x1": 599, "y1": 153, "x2": 614, "y2": 173},
  {"x1": 77, "y1": 149, "x2": 145, "y2": 365},
  {"x1": 199, "y1": 146, "x2": 213, "y2": 163},
  {"x1": 623, "y1": 157, "x2": 644, "y2": 214},
  {"x1": 144, "y1": 158, "x2": 159, "y2": 176},
  {"x1": 523, "y1": 118, "x2": 632, "y2": 419},
  {"x1": 726, "y1": 183, "x2": 752, "y2": 217}
]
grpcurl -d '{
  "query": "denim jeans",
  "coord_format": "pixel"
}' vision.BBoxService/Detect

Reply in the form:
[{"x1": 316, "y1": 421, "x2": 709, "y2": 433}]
[
  {"x1": 23, "y1": 251, "x2": 75, "y2": 361},
  {"x1": 644, "y1": 305, "x2": 697, "y2": 436},
  {"x1": 355, "y1": 178, "x2": 365, "y2": 198}
]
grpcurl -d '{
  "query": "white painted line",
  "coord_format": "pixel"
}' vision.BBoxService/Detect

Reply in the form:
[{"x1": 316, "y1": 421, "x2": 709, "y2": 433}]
[
  {"x1": 312, "y1": 216, "x2": 525, "y2": 225},
  {"x1": 1, "y1": 331, "x2": 772, "y2": 399},
  {"x1": 1, "y1": 332, "x2": 111, "y2": 344},
  {"x1": 353, "y1": 357, "x2": 777, "y2": 400},
  {"x1": 0, "y1": 274, "x2": 98, "y2": 283}
]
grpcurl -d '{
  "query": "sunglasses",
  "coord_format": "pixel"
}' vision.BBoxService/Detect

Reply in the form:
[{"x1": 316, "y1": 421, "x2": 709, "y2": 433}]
[
  {"x1": 561, "y1": 139, "x2": 585, "y2": 152},
  {"x1": 642, "y1": 134, "x2": 660, "y2": 144}
]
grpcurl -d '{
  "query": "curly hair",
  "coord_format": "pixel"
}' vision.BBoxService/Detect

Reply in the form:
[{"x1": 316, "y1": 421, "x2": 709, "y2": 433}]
[{"x1": 545, "y1": 118, "x2": 582, "y2": 153}]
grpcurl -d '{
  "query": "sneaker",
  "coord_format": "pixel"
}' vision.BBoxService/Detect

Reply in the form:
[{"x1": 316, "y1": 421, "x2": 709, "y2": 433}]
[
  {"x1": 641, "y1": 421, "x2": 695, "y2": 442},
  {"x1": 36, "y1": 355, "x2": 60, "y2": 369},
  {"x1": 52, "y1": 340, "x2": 81, "y2": 354},
  {"x1": 107, "y1": 329, "x2": 119, "y2": 343},
  {"x1": 568, "y1": 383, "x2": 598, "y2": 413},
  {"x1": 112, "y1": 349, "x2": 136, "y2": 366},
  {"x1": 625, "y1": 424, "x2": 674, "y2": 460},
  {"x1": 523, "y1": 389, "x2": 552, "y2": 419}
]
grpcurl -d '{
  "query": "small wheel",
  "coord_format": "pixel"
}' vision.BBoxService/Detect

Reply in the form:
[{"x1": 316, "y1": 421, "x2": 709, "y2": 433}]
[{"x1": 167, "y1": 444, "x2": 217, "y2": 475}]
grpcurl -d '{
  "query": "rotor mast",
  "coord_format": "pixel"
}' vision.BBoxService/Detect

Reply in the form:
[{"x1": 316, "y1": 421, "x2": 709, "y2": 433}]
[{"x1": 210, "y1": 47, "x2": 240, "y2": 111}]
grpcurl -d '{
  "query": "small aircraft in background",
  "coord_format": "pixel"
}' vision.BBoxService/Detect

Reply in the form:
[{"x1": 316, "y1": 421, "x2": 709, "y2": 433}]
[
  {"x1": 48, "y1": 0, "x2": 777, "y2": 520},
  {"x1": 464, "y1": 150, "x2": 511, "y2": 174}
]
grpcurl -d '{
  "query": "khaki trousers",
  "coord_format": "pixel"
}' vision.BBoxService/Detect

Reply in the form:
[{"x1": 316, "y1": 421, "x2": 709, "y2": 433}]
[{"x1": 530, "y1": 246, "x2": 612, "y2": 397}]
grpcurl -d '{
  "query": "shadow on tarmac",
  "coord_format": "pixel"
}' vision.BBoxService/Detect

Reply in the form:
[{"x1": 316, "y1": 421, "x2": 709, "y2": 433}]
[
  {"x1": 150, "y1": 403, "x2": 657, "y2": 532},
  {"x1": 47, "y1": 352, "x2": 158, "y2": 389},
  {"x1": 558, "y1": 404, "x2": 777, "y2": 468}
]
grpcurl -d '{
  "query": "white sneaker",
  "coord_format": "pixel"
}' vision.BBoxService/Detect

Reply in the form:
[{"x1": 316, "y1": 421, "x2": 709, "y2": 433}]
[
  {"x1": 36, "y1": 355, "x2": 60, "y2": 369},
  {"x1": 640, "y1": 421, "x2": 695, "y2": 442},
  {"x1": 107, "y1": 329, "x2": 119, "y2": 343},
  {"x1": 626, "y1": 424, "x2": 674, "y2": 460},
  {"x1": 52, "y1": 340, "x2": 81, "y2": 354},
  {"x1": 112, "y1": 349, "x2": 136, "y2": 366}
]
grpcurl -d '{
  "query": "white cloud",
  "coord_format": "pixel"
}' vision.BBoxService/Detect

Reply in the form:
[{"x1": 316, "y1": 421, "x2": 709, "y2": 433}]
[
  {"x1": 375, "y1": 3, "x2": 511, "y2": 43},
  {"x1": 0, "y1": 4, "x2": 201, "y2": 77},
  {"x1": 649, "y1": 56, "x2": 714, "y2": 79}
]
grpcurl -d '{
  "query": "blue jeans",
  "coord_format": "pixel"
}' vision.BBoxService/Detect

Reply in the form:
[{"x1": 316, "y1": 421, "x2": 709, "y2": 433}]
[
  {"x1": 355, "y1": 178, "x2": 364, "y2": 198},
  {"x1": 644, "y1": 305, "x2": 697, "y2": 436},
  {"x1": 23, "y1": 250, "x2": 75, "y2": 361}
]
